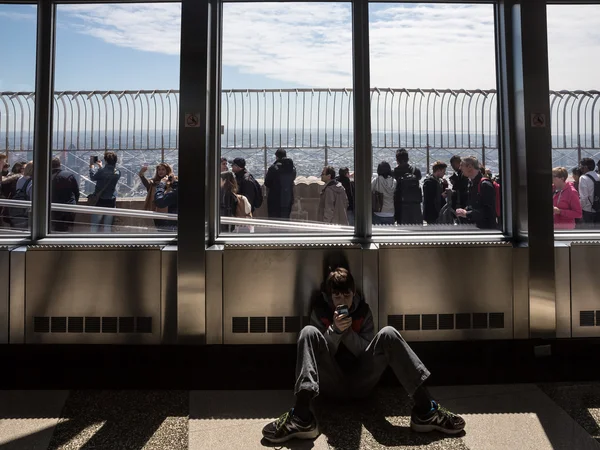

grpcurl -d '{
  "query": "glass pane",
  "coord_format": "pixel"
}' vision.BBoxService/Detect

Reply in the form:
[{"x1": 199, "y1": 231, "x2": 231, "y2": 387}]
[
  {"x1": 0, "y1": 4, "x2": 37, "y2": 235},
  {"x1": 220, "y1": 3, "x2": 354, "y2": 235},
  {"x1": 51, "y1": 4, "x2": 181, "y2": 234},
  {"x1": 548, "y1": 6, "x2": 599, "y2": 232},
  {"x1": 369, "y1": 3, "x2": 500, "y2": 234}
]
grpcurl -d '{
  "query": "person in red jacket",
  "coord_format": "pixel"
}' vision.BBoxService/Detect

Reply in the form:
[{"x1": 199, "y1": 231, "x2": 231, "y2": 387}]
[{"x1": 553, "y1": 167, "x2": 582, "y2": 230}]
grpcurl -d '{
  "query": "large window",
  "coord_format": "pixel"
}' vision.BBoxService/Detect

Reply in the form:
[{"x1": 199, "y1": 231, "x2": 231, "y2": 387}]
[
  {"x1": 50, "y1": 3, "x2": 181, "y2": 234},
  {"x1": 369, "y1": 3, "x2": 500, "y2": 234},
  {"x1": 220, "y1": 2, "x2": 354, "y2": 235},
  {"x1": 548, "y1": 5, "x2": 600, "y2": 233},
  {"x1": 0, "y1": 4, "x2": 37, "y2": 235}
]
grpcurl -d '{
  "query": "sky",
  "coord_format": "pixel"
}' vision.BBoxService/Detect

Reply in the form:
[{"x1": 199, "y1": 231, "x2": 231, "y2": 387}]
[{"x1": 1, "y1": 3, "x2": 598, "y2": 94}]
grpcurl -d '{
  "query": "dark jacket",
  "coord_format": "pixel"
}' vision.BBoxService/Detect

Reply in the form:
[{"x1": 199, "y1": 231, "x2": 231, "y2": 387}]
[
  {"x1": 450, "y1": 170, "x2": 469, "y2": 209},
  {"x1": 336, "y1": 176, "x2": 355, "y2": 211},
  {"x1": 422, "y1": 175, "x2": 444, "y2": 224},
  {"x1": 310, "y1": 290, "x2": 374, "y2": 370},
  {"x1": 220, "y1": 188, "x2": 238, "y2": 232},
  {"x1": 154, "y1": 181, "x2": 178, "y2": 214},
  {"x1": 234, "y1": 169, "x2": 257, "y2": 212},
  {"x1": 90, "y1": 164, "x2": 121, "y2": 200},
  {"x1": 265, "y1": 157, "x2": 296, "y2": 213},
  {"x1": 51, "y1": 168, "x2": 80, "y2": 205},
  {"x1": 393, "y1": 164, "x2": 423, "y2": 225},
  {"x1": 1, "y1": 174, "x2": 21, "y2": 199},
  {"x1": 465, "y1": 173, "x2": 497, "y2": 229}
]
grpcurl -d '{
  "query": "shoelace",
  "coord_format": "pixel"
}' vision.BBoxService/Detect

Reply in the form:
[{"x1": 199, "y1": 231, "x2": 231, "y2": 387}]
[
  {"x1": 275, "y1": 411, "x2": 291, "y2": 431},
  {"x1": 437, "y1": 405, "x2": 462, "y2": 425}
]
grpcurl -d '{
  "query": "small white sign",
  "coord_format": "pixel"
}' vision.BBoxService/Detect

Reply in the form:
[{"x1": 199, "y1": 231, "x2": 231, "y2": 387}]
[
  {"x1": 531, "y1": 113, "x2": 546, "y2": 128},
  {"x1": 185, "y1": 113, "x2": 200, "y2": 128}
]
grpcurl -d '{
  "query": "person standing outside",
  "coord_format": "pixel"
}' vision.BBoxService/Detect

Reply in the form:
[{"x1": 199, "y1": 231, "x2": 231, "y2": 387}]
[
  {"x1": 455, "y1": 156, "x2": 496, "y2": 229},
  {"x1": 449, "y1": 155, "x2": 469, "y2": 210},
  {"x1": 89, "y1": 151, "x2": 121, "y2": 232},
  {"x1": 231, "y1": 157, "x2": 261, "y2": 214},
  {"x1": 50, "y1": 157, "x2": 80, "y2": 232},
  {"x1": 264, "y1": 148, "x2": 296, "y2": 220},
  {"x1": 423, "y1": 161, "x2": 447, "y2": 225},
  {"x1": 336, "y1": 168, "x2": 355, "y2": 226},
  {"x1": 552, "y1": 167, "x2": 581, "y2": 230},
  {"x1": 318, "y1": 166, "x2": 349, "y2": 225},
  {"x1": 393, "y1": 148, "x2": 423, "y2": 225},
  {"x1": 578, "y1": 157, "x2": 600, "y2": 225}
]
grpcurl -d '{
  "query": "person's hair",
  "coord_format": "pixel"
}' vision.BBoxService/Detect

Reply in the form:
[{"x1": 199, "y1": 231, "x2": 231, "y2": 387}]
[
  {"x1": 153, "y1": 163, "x2": 173, "y2": 182},
  {"x1": 12, "y1": 161, "x2": 27, "y2": 174},
  {"x1": 51, "y1": 157, "x2": 61, "y2": 170},
  {"x1": 396, "y1": 148, "x2": 409, "y2": 164},
  {"x1": 581, "y1": 157, "x2": 595, "y2": 172},
  {"x1": 339, "y1": 167, "x2": 350, "y2": 178},
  {"x1": 220, "y1": 157, "x2": 227, "y2": 163},
  {"x1": 572, "y1": 167, "x2": 582, "y2": 177},
  {"x1": 450, "y1": 155, "x2": 462, "y2": 165},
  {"x1": 23, "y1": 161, "x2": 34, "y2": 178},
  {"x1": 462, "y1": 156, "x2": 480, "y2": 170},
  {"x1": 325, "y1": 267, "x2": 356, "y2": 294},
  {"x1": 0, "y1": 154, "x2": 7, "y2": 162},
  {"x1": 432, "y1": 160, "x2": 447, "y2": 173},
  {"x1": 552, "y1": 167, "x2": 568, "y2": 181},
  {"x1": 104, "y1": 151, "x2": 118, "y2": 165},
  {"x1": 220, "y1": 171, "x2": 238, "y2": 194},
  {"x1": 323, "y1": 166, "x2": 335, "y2": 179},
  {"x1": 377, "y1": 161, "x2": 392, "y2": 178},
  {"x1": 275, "y1": 148, "x2": 286, "y2": 159}
]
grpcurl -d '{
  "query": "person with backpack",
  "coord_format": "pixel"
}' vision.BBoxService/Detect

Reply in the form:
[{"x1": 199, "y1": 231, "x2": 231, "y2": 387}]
[
  {"x1": 51, "y1": 157, "x2": 80, "y2": 232},
  {"x1": 89, "y1": 151, "x2": 121, "y2": 233},
  {"x1": 264, "y1": 148, "x2": 296, "y2": 220},
  {"x1": 220, "y1": 171, "x2": 240, "y2": 233},
  {"x1": 552, "y1": 167, "x2": 582, "y2": 230},
  {"x1": 455, "y1": 156, "x2": 497, "y2": 229},
  {"x1": 393, "y1": 148, "x2": 423, "y2": 225},
  {"x1": 371, "y1": 161, "x2": 396, "y2": 225},
  {"x1": 9, "y1": 161, "x2": 33, "y2": 230},
  {"x1": 449, "y1": 155, "x2": 469, "y2": 210},
  {"x1": 422, "y1": 161, "x2": 447, "y2": 225},
  {"x1": 231, "y1": 157, "x2": 263, "y2": 214},
  {"x1": 578, "y1": 158, "x2": 600, "y2": 226}
]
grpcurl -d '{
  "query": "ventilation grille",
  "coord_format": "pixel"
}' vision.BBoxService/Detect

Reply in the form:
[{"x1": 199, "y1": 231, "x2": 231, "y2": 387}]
[
  {"x1": 388, "y1": 312, "x2": 505, "y2": 331},
  {"x1": 233, "y1": 316, "x2": 310, "y2": 334},
  {"x1": 580, "y1": 310, "x2": 598, "y2": 327},
  {"x1": 33, "y1": 316, "x2": 153, "y2": 334}
]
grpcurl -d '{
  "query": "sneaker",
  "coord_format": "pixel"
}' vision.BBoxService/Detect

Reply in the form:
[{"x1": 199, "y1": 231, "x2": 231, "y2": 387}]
[
  {"x1": 262, "y1": 409, "x2": 319, "y2": 444},
  {"x1": 410, "y1": 401, "x2": 466, "y2": 435}
]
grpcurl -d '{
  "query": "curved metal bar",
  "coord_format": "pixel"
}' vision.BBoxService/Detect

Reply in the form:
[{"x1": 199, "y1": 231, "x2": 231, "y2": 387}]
[
  {"x1": 440, "y1": 92, "x2": 448, "y2": 148},
  {"x1": 404, "y1": 91, "x2": 410, "y2": 148},
  {"x1": 117, "y1": 92, "x2": 126, "y2": 150},
  {"x1": 232, "y1": 91, "x2": 237, "y2": 147},
  {"x1": 11, "y1": 95, "x2": 25, "y2": 151},
  {"x1": 317, "y1": 90, "x2": 321, "y2": 148},
  {"x1": 332, "y1": 90, "x2": 337, "y2": 148},
  {"x1": 130, "y1": 93, "x2": 139, "y2": 150},
  {"x1": 7, "y1": 96, "x2": 18, "y2": 152},
  {"x1": 224, "y1": 91, "x2": 230, "y2": 149},
  {"x1": 256, "y1": 91, "x2": 260, "y2": 148},
  {"x1": 590, "y1": 93, "x2": 600, "y2": 148},
  {"x1": 287, "y1": 91, "x2": 291, "y2": 148},
  {"x1": 58, "y1": 94, "x2": 68, "y2": 151},
  {"x1": 247, "y1": 90, "x2": 252, "y2": 148},
  {"x1": 142, "y1": 92, "x2": 151, "y2": 150},
  {"x1": 53, "y1": 96, "x2": 60, "y2": 151},
  {"x1": 279, "y1": 89, "x2": 283, "y2": 148},
  {"x1": 417, "y1": 89, "x2": 425, "y2": 148}
]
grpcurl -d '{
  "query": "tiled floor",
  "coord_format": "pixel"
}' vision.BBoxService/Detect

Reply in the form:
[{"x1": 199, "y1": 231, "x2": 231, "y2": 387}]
[{"x1": 2, "y1": 384, "x2": 600, "y2": 449}]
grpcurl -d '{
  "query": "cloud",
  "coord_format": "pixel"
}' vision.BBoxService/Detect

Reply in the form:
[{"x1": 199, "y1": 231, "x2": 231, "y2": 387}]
[{"x1": 0, "y1": 10, "x2": 36, "y2": 22}]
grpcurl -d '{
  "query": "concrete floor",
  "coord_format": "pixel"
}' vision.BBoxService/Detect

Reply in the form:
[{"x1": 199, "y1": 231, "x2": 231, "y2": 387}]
[{"x1": 2, "y1": 384, "x2": 600, "y2": 449}]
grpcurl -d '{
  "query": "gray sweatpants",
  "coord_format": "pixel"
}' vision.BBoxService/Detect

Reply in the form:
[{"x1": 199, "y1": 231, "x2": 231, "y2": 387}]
[{"x1": 294, "y1": 325, "x2": 430, "y2": 399}]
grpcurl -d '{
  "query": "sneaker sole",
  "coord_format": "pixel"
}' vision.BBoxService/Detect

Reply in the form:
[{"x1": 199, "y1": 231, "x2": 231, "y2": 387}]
[
  {"x1": 410, "y1": 422, "x2": 465, "y2": 435},
  {"x1": 263, "y1": 427, "x2": 320, "y2": 444}
]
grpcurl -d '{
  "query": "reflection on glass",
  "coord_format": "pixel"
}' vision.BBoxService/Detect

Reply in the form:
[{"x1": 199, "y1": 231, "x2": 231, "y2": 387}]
[
  {"x1": 548, "y1": 5, "x2": 600, "y2": 232},
  {"x1": 50, "y1": 3, "x2": 181, "y2": 234},
  {"x1": 220, "y1": 3, "x2": 354, "y2": 234},
  {"x1": 369, "y1": 3, "x2": 500, "y2": 233}
]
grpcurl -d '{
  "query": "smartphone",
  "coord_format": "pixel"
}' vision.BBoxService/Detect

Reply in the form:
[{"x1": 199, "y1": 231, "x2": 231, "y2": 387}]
[
  {"x1": 336, "y1": 305, "x2": 349, "y2": 317},
  {"x1": 90, "y1": 155, "x2": 98, "y2": 164}
]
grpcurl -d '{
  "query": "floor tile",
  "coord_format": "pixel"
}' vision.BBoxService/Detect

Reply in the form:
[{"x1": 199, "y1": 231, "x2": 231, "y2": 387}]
[
  {"x1": 429, "y1": 384, "x2": 537, "y2": 401},
  {"x1": 0, "y1": 390, "x2": 69, "y2": 450}
]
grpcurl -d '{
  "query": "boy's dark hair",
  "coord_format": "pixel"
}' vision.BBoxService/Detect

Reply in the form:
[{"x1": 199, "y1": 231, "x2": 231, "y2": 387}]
[
  {"x1": 572, "y1": 167, "x2": 582, "y2": 176},
  {"x1": 51, "y1": 157, "x2": 61, "y2": 170},
  {"x1": 377, "y1": 161, "x2": 392, "y2": 178},
  {"x1": 275, "y1": 148, "x2": 287, "y2": 159},
  {"x1": 339, "y1": 167, "x2": 350, "y2": 178},
  {"x1": 396, "y1": 148, "x2": 409, "y2": 164},
  {"x1": 323, "y1": 166, "x2": 336, "y2": 179},
  {"x1": 432, "y1": 160, "x2": 447, "y2": 173},
  {"x1": 450, "y1": 155, "x2": 462, "y2": 165},
  {"x1": 325, "y1": 267, "x2": 355, "y2": 294},
  {"x1": 104, "y1": 151, "x2": 118, "y2": 165},
  {"x1": 580, "y1": 157, "x2": 595, "y2": 172}
]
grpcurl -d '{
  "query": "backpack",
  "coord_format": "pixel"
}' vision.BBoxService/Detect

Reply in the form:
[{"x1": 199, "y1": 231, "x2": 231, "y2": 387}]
[
  {"x1": 396, "y1": 166, "x2": 422, "y2": 203},
  {"x1": 478, "y1": 178, "x2": 501, "y2": 218},
  {"x1": 247, "y1": 173, "x2": 263, "y2": 209},
  {"x1": 235, "y1": 194, "x2": 252, "y2": 218},
  {"x1": 584, "y1": 173, "x2": 600, "y2": 212},
  {"x1": 9, "y1": 178, "x2": 32, "y2": 229}
]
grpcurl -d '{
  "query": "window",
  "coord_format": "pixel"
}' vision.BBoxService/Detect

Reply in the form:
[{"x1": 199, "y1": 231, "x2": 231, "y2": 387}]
[
  {"x1": 220, "y1": 3, "x2": 354, "y2": 235},
  {"x1": 548, "y1": 5, "x2": 600, "y2": 233},
  {"x1": 369, "y1": 3, "x2": 500, "y2": 234},
  {"x1": 50, "y1": 3, "x2": 181, "y2": 234},
  {"x1": 0, "y1": 4, "x2": 37, "y2": 235}
]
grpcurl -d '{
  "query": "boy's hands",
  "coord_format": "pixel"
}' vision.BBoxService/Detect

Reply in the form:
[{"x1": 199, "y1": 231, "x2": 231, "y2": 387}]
[{"x1": 333, "y1": 311, "x2": 352, "y2": 333}]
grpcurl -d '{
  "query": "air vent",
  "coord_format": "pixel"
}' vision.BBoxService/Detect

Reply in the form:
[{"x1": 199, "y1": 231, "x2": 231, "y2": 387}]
[
  {"x1": 596, "y1": 311, "x2": 600, "y2": 327},
  {"x1": 85, "y1": 317, "x2": 101, "y2": 333},
  {"x1": 136, "y1": 317, "x2": 152, "y2": 333},
  {"x1": 268, "y1": 317, "x2": 284, "y2": 333},
  {"x1": 232, "y1": 317, "x2": 248, "y2": 333},
  {"x1": 285, "y1": 316, "x2": 301, "y2": 333},
  {"x1": 250, "y1": 317, "x2": 266, "y2": 333},
  {"x1": 489, "y1": 313, "x2": 504, "y2": 329},
  {"x1": 388, "y1": 315, "x2": 403, "y2": 331},
  {"x1": 50, "y1": 317, "x2": 67, "y2": 333},
  {"x1": 68, "y1": 317, "x2": 84, "y2": 333},
  {"x1": 405, "y1": 315, "x2": 420, "y2": 331},
  {"x1": 456, "y1": 313, "x2": 471, "y2": 330},
  {"x1": 34, "y1": 317, "x2": 50, "y2": 333},
  {"x1": 439, "y1": 314, "x2": 454, "y2": 330},
  {"x1": 580, "y1": 311, "x2": 595, "y2": 327},
  {"x1": 473, "y1": 313, "x2": 488, "y2": 329},
  {"x1": 422, "y1": 314, "x2": 437, "y2": 330},
  {"x1": 119, "y1": 317, "x2": 135, "y2": 333},
  {"x1": 102, "y1": 317, "x2": 118, "y2": 333}
]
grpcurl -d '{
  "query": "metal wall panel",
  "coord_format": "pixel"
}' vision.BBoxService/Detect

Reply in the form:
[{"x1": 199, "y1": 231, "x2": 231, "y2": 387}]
[
  {"x1": 161, "y1": 246, "x2": 178, "y2": 344},
  {"x1": 571, "y1": 244, "x2": 600, "y2": 338},
  {"x1": 206, "y1": 245, "x2": 223, "y2": 344},
  {"x1": 513, "y1": 246, "x2": 529, "y2": 339},
  {"x1": 9, "y1": 247, "x2": 27, "y2": 344},
  {"x1": 379, "y1": 246, "x2": 513, "y2": 341},
  {"x1": 223, "y1": 246, "x2": 362, "y2": 344},
  {"x1": 555, "y1": 244, "x2": 571, "y2": 338},
  {"x1": 24, "y1": 247, "x2": 162, "y2": 344},
  {"x1": 0, "y1": 248, "x2": 10, "y2": 343}
]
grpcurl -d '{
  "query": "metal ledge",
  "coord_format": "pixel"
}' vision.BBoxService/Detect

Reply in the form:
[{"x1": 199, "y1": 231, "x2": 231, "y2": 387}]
[{"x1": 27, "y1": 244, "x2": 163, "y2": 250}]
